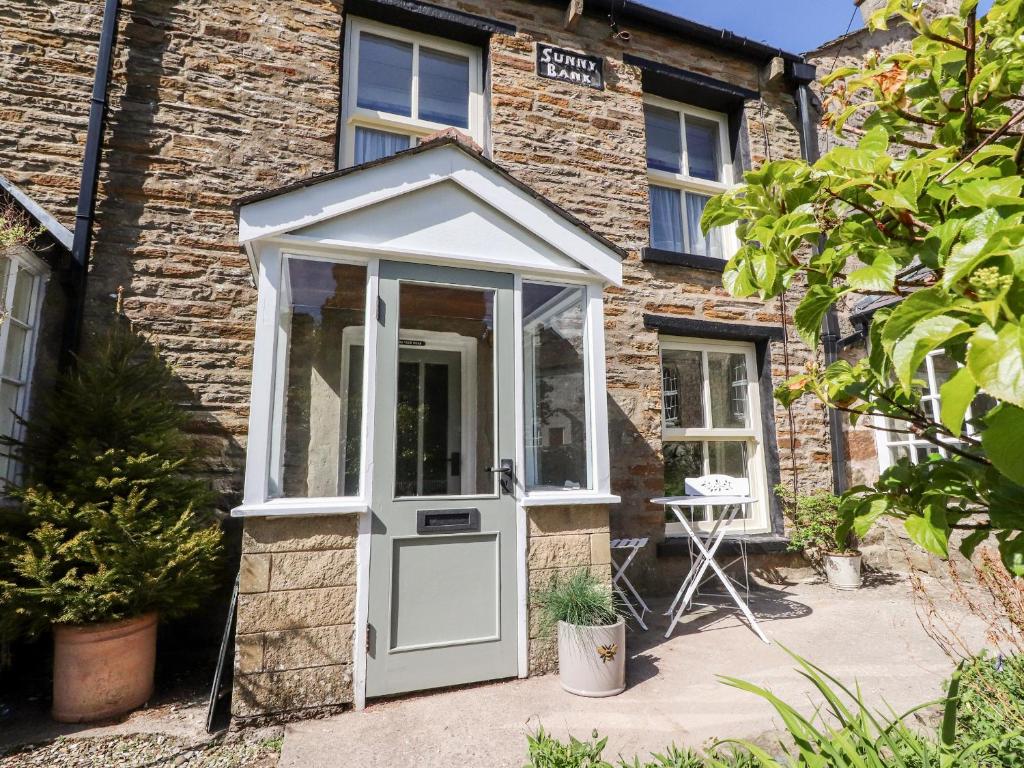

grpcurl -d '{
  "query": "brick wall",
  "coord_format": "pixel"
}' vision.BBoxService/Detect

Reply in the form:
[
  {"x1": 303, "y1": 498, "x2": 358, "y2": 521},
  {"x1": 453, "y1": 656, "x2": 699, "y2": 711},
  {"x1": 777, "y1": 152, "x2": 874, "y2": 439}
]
[{"x1": 233, "y1": 515, "x2": 357, "y2": 718}]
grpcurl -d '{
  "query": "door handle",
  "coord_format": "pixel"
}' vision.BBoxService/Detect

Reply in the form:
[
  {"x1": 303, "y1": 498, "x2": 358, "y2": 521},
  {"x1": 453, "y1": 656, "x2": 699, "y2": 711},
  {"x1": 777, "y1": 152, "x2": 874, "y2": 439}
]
[{"x1": 485, "y1": 459, "x2": 515, "y2": 495}]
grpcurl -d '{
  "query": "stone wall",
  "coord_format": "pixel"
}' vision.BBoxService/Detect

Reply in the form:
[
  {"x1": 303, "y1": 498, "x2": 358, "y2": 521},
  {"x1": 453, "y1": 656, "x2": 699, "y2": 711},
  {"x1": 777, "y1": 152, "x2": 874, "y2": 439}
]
[
  {"x1": 233, "y1": 515, "x2": 357, "y2": 719},
  {"x1": 526, "y1": 505, "x2": 611, "y2": 675},
  {"x1": 0, "y1": 0, "x2": 833, "y2": 592},
  {"x1": 472, "y1": 4, "x2": 830, "y2": 591},
  {"x1": 1, "y1": 0, "x2": 346, "y2": 505},
  {"x1": 1, "y1": 0, "x2": 841, "y2": 711}
]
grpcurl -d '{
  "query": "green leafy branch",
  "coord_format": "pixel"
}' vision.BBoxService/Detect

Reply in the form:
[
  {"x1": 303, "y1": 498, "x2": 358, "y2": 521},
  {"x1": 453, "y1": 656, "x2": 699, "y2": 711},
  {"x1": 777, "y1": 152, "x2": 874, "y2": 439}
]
[{"x1": 704, "y1": 0, "x2": 1024, "y2": 574}]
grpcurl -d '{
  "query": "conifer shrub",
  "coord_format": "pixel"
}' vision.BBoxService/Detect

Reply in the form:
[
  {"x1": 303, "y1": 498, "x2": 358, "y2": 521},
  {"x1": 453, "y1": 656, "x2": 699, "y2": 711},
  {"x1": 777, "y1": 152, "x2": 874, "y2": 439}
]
[{"x1": 0, "y1": 318, "x2": 223, "y2": 638}]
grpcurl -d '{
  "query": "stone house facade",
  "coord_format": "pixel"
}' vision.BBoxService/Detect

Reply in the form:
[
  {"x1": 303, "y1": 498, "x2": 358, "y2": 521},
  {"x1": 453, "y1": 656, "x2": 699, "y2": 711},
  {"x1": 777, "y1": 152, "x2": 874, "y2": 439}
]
[{"x1": 0, "y1": 0, "x2": 925, "y2": 719}]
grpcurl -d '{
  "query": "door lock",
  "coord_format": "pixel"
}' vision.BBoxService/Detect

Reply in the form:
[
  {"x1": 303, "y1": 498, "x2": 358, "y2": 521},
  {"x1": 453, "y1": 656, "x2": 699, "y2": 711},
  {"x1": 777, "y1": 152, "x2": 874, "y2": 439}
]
[{"x1": 485, "y1": 459, "x2": 515, "y2": 495}]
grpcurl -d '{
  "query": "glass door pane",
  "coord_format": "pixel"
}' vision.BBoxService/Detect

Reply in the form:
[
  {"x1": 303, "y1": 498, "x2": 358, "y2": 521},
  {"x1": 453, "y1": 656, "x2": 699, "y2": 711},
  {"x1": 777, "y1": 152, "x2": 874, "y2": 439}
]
[{"x1": 395, "y1": 282, "x2": 496, "y2": 497}]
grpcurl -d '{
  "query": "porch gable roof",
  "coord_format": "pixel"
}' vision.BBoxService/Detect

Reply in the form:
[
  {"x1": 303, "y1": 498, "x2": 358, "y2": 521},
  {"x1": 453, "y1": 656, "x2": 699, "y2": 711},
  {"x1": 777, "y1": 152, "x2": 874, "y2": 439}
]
[{"x1": 234, "y1": 133, "x2": 625, "y2": 286}]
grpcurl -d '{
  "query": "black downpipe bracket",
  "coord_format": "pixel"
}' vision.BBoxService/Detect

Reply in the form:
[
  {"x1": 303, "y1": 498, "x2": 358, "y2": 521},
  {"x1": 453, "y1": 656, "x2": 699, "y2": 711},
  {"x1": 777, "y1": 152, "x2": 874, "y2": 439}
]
[
  {"x1": 791, "y1": 67, "x2": 849, "y2": 496},
  {"x1": 63, "y1": 0, "x2": 121, "y2": 368}
]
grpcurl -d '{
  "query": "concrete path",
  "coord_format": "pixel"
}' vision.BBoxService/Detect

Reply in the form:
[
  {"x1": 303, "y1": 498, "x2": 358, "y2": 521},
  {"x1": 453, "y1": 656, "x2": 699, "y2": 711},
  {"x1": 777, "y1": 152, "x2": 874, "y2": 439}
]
[{"x1": 280, "y1": 575, "x2": 990, "y2": 767}]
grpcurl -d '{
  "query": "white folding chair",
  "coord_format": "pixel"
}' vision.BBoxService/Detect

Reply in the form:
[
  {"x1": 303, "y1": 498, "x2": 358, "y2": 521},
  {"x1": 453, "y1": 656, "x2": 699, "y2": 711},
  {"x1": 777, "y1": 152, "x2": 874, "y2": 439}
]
[{"x1": 610, "y1": 537, "x2": 650, "y2": 630}]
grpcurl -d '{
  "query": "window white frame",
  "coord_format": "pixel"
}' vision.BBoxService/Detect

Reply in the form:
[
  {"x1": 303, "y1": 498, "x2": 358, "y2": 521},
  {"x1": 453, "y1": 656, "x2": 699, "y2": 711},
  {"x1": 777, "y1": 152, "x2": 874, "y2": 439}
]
[
  {"x1": 340, "y1": 17, "x2": 485, "y2": 168},
  {"x1": 659, "y1": 336, "x2": 769, "y2": 535},
  {"x1": 0, "y1": 246, "x2": 48, "y2": 487},
  {"x1": 521, "y1": 280, "x2": 594, "y2": 494},
  {"x1": 644, "y1": 94, "x2": 737, "y2": 259},
  {"x1": 874, "y1": 349, "x2": 985, "y2": 472}
]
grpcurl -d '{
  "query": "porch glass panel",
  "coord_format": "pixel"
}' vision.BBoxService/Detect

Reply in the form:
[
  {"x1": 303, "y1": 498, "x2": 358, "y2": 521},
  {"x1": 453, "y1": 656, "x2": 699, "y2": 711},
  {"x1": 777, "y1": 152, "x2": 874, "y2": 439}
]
[
  {"x1": 273, "y1": 258, "x2": 367, "y2": 498},
  {"x1": 522, "y1": 283, "x2": 591, "y2": 492},
  {"x1": 395, "y1": 281, "x2": 496, "y2": 497}
]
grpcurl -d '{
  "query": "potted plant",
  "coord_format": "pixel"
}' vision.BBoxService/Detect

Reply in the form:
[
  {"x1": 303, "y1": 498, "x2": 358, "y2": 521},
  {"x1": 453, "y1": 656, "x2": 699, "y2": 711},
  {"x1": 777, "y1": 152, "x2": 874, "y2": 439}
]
[
  {"x1": 0, "y1": 316, "x2": 223, "y2": 722},
  {"x1": 776, "y1": 485, "x2": 861, "y2": 590},
  {"x1": 532, "y1": 569, "x2": 625, "y2": 697}
]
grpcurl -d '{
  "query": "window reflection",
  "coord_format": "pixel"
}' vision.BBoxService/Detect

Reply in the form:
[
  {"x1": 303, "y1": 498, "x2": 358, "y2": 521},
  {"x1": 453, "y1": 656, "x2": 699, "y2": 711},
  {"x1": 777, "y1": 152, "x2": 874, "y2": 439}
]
[
  {"x1": 275, "y1": 259, "x2": 367, "y2": 498},
  {"x1": 523, "y1": 283, "x2": 590, "y2": 491}
]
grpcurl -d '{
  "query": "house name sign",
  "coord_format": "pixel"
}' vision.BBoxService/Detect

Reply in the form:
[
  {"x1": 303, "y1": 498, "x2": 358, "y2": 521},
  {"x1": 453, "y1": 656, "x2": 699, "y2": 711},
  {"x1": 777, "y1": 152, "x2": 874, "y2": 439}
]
[{"x1": 536, "y1": 44, "x2": 604, "y2": 90}]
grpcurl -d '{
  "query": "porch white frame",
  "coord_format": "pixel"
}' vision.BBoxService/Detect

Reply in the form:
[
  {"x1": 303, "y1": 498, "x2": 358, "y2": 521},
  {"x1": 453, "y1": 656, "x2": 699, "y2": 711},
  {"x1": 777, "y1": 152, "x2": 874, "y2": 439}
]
[{"x1": 233, "y1": 143, "x2": 622, "y2": 709}]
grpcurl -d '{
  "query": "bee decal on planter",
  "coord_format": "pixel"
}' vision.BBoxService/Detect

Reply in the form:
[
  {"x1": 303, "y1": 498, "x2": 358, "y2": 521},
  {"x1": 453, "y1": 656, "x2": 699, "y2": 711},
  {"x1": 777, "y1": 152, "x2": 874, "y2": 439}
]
[{"x1": 597, "y1": 644, "x2": 618, "y2": 663}]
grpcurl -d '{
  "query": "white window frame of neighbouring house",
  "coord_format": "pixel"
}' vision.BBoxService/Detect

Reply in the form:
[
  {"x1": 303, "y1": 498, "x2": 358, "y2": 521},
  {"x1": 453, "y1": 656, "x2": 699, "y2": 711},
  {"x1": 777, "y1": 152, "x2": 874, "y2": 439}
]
[
  {"x1": 0, "y1": 247, "x2": 48, "y2": 488},
  {"x1": 339, "y1": 17, "x2": 485, "y2": 168},
  {"x1": 874, "y1": 348, "x2": 994, "y2": 472},
  {"x1": 659, "y1": 336, "x2": 770, "y2": 535},
  {"x1": 644, "y1": 95, "x2": 737, "y2": 261}
]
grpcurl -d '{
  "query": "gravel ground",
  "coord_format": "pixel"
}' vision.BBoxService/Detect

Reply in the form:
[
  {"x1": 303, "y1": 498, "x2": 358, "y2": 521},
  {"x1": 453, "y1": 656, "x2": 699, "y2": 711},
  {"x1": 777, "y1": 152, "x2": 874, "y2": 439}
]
[{"x1": 0, "y1": 729, "x2": 283, "y2": 768}]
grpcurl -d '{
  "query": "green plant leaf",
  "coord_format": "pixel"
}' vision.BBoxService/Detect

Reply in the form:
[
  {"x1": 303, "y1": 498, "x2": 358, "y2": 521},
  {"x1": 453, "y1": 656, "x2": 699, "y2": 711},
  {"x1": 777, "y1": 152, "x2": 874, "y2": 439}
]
[
  {"x1": 880, "y1": 288, "x2": 948, "y2": 354},
  {"x1": 853, "y1": 497, "x2": 889, "y2": 538},
  {"x1": 938, "y1": 366, "x2": 976, "y2": 437},
  {"x1": 966, "y1": 323, "x2": 1024, "y2": 408},
  {"x1": 848, "y1": 253, "x2": 899, "y2": 292},
  {"x1": 904, "y1": 502, "x2": 949, "y2": 557},
  {"x1": 957, "y1": 176, "x2": 1024, "y2": 208},
  {"x1": 794, "y1": 285, "x2": 839, "y2": 348},
  {"x1": 981, "y1": 404, "x2": 1024, "y2": 486},
  {"x1": 958, "y1": 528, "x2": 989, "y2": 560},
  {"x1": 891, "y1": 315, "x2": 972, "y2": 389},
  {"x1": 997, "y1": 532, "x2": 1024, "y2": 577}
]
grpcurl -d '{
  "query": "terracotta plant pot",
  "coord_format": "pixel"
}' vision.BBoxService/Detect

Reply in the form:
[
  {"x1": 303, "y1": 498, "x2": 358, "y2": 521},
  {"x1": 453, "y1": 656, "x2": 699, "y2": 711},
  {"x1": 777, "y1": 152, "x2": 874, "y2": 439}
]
[
  {"x1": 556, "y1": 619, "x2": 626, "y2": 697},
  {"x1": 52, "y1": 612, "x2": 157, "y2": 723},
  {"x1": 824, "y1": 551, "x2": 862, "y2": 590}
]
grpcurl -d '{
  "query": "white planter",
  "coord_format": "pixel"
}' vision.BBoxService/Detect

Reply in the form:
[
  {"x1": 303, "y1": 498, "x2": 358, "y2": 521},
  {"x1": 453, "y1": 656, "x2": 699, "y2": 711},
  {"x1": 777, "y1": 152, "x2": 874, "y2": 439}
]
[
  {"x1": 824, "y1": 551, "x2": 862, "y2": 590},
  {"x1": 556, "y1": 619, "x2": 626, "y2": 697}
]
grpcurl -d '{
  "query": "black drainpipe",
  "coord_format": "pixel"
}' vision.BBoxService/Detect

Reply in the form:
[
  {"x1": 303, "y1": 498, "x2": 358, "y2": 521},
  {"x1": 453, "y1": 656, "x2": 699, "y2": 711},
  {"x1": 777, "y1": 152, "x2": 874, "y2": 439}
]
[
  {"x1": 63, "y1": 0, "x2": 121, "y2": 368},
  {"x1": 789, "y1": 61, "x2": 848, "y2": 495}
]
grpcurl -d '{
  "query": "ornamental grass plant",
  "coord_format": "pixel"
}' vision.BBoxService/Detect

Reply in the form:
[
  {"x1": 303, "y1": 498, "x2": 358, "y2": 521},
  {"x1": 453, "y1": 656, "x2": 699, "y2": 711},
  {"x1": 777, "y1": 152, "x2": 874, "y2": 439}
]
[
  {"x1": 532, "y1": 569, "x2": 620, "y2": 633},
  {"x1": 525, "y1": 650, "x2": 1023, "y2": 767}
]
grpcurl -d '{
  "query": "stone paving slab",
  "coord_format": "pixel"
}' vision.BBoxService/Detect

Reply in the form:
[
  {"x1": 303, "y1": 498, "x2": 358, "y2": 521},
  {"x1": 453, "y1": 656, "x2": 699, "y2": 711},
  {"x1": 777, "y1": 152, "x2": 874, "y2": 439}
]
[{"x1": 280, "y1": 575, "x2": 990, "y2": 768}]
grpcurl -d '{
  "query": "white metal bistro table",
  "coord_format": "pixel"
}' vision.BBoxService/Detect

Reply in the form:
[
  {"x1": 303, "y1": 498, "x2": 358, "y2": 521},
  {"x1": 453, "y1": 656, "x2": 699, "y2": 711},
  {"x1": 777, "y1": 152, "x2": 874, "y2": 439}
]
[
  {"x1": 651, "y1": 495, "x2": 770, "y2": 644},
  {"x1": 610, "y1": 537, "x2": 651, "y2": 630}
]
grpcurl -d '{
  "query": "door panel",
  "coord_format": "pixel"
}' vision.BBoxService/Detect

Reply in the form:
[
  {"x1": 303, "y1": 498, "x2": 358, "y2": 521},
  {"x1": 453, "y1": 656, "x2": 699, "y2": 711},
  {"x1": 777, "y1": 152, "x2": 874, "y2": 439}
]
[
  {"x1": 389, "y1": 533, "x2": 499, "y2": 651},
  {"x1": 366, "y1": 261, "x2": 518, "y2": 698}
]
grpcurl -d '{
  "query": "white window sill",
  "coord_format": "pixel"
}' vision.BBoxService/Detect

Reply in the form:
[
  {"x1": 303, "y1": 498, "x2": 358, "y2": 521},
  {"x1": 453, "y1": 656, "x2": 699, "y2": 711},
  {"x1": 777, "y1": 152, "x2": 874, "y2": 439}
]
[
  {"x1": 520, "y1": 493, "x2": 620, "y2": 507},
  {"x1": 231, "y1": 498, "x2": 369, "y2": 518}
]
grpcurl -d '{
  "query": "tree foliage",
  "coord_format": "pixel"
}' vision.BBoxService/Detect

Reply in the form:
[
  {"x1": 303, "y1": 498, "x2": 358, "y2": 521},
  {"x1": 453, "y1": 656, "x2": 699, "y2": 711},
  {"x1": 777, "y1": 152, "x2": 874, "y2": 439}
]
[
  {"x1": 704, "y1": 0, "x2": 1024, "y2": 573},
  {"x1": 0, "y1": 320, "x2": 223, "y2": 638}
]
